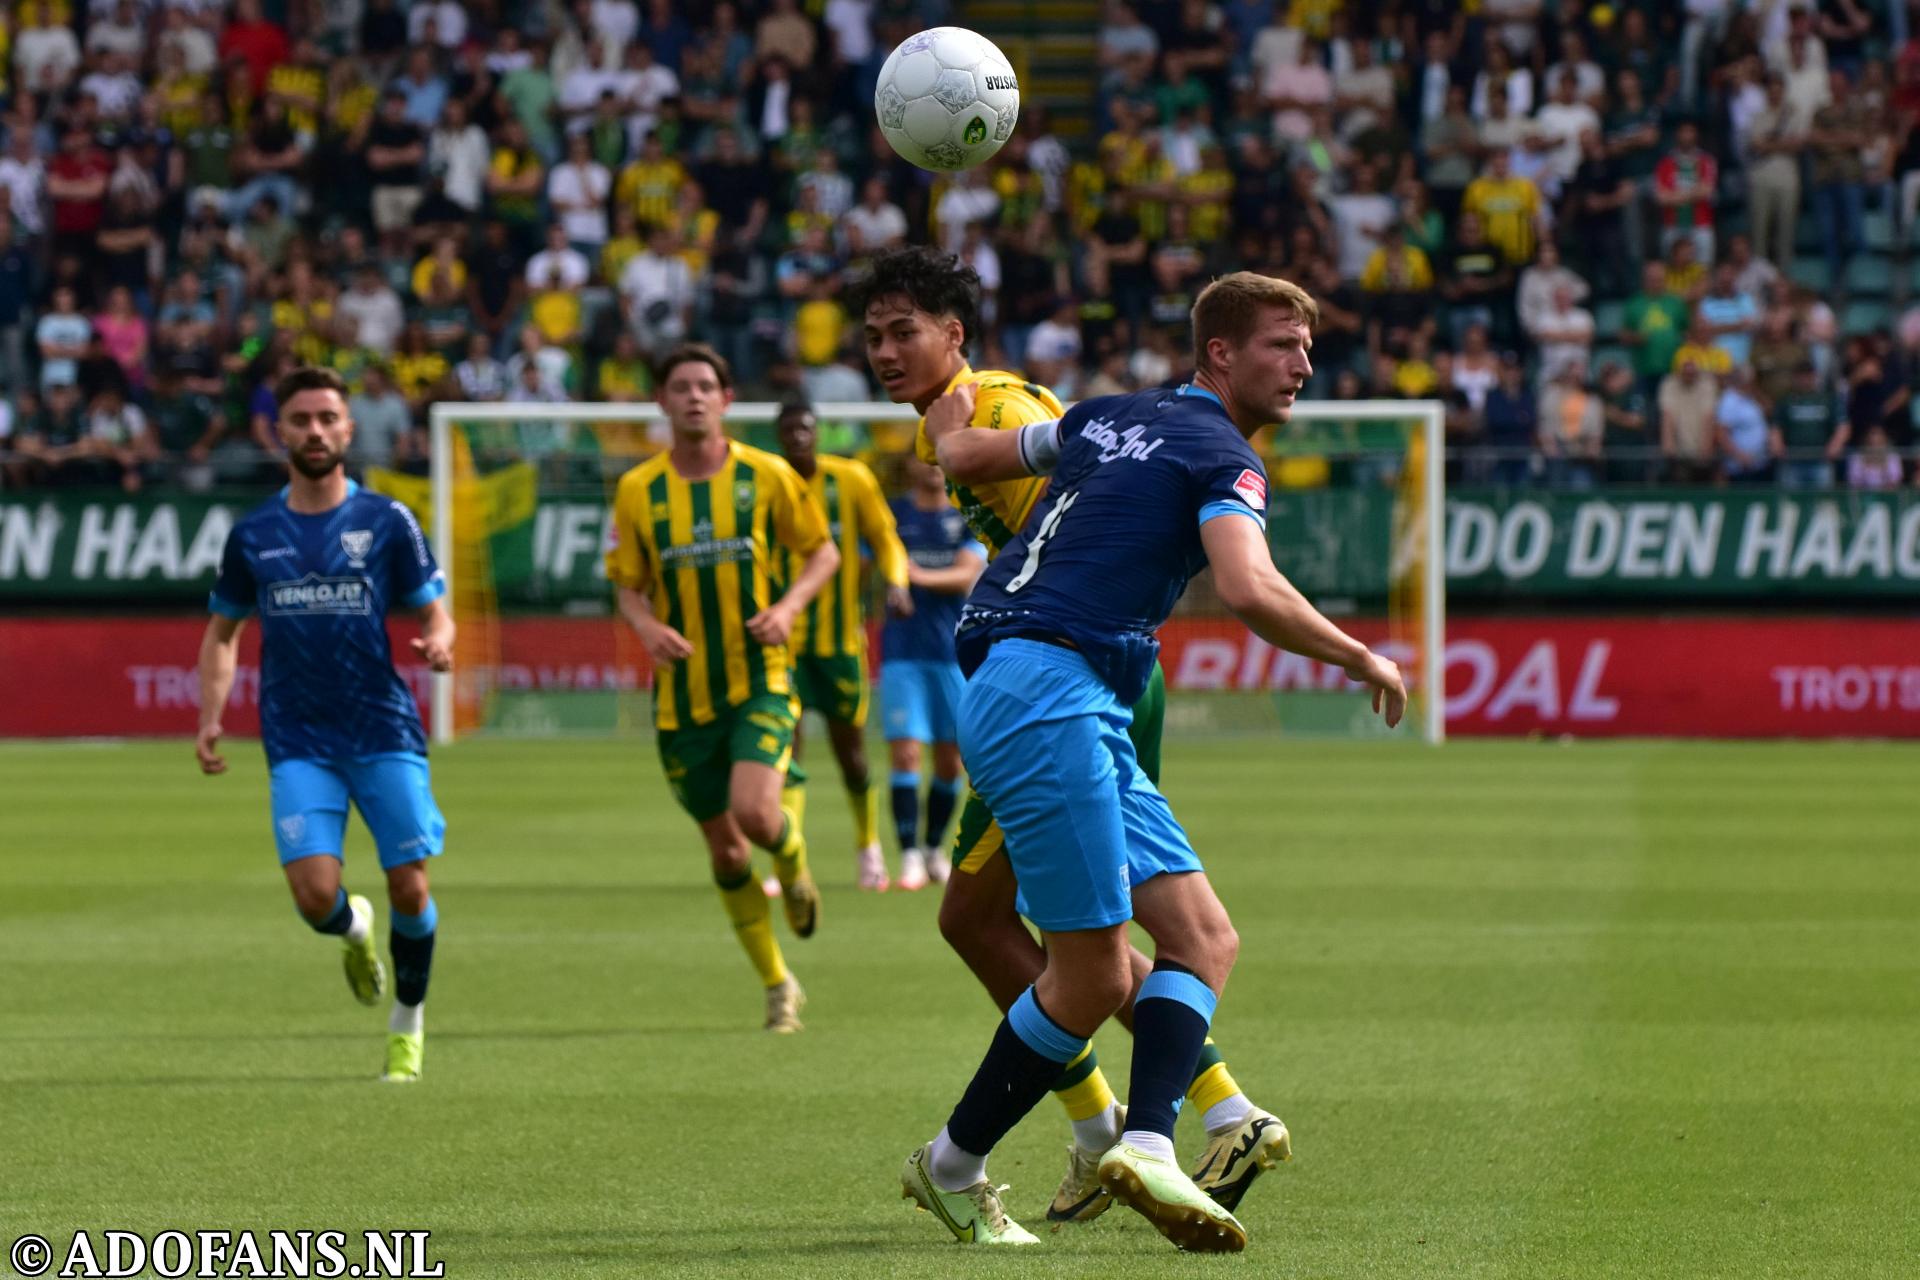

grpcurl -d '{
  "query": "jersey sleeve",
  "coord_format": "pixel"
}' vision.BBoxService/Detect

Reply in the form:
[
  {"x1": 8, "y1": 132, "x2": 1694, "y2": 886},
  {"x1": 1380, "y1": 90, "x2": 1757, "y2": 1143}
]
[
  {"x1": 1193, "y1": 445, "x2": 1270, "y2": 533},
  {"x1": 849, "y1": 462, "x2": 909, "y2": 588},
  {"x1": 604, "y1": 471, "x2": 653, "y2": 592},
  {"x1": 387, "y1": 499, "x2": 447, "y2": 609},
  {"x1": 208, "y1": 526, "x2": 256, "y2": 618},
  {"x1": 769, "y1": 459, "x2": 830, "y2": 557},
  {"x1": 912, "y1": 377, "x2": 1061, "y2": 465}
]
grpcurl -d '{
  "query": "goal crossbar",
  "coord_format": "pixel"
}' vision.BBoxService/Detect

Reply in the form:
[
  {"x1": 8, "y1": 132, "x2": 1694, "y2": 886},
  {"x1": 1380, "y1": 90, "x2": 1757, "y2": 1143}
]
[{"x1": 427, "y1": 399, "x2": 1446, "y2": 745}]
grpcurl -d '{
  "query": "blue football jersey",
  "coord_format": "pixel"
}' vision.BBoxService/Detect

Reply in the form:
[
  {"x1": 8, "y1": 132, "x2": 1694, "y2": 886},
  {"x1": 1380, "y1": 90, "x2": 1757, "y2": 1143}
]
[
  {"x1": 956, "y1": 385, "x2": 1269, "y2": 703},
  {"x1": 883, "y1": 497, "x2": 986, "y2": 664},
  {"x1": 210, "y1": 483, "x2": 447, "y2": 764}
]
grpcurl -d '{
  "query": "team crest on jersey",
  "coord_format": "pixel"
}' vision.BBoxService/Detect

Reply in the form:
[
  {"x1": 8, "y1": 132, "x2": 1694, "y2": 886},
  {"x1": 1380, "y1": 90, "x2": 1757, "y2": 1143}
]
[
  {"x1": 1232, "y1": 469, "x2": 1268, "y2": 512},
  {"x1": 340, "y1": 529, "x2": 373, "y2": 566},
  {"x1": 278, "y1": 814, "x2": 306, "y2": 844},
  {"x1": 736, "y1": 481, "x2": 754, "y2": 510}
]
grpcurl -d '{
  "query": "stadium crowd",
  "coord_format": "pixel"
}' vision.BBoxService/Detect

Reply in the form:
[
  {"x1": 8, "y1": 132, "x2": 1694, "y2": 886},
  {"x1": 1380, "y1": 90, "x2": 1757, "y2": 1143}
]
[{"x1": 1, "y1": 0, "x2": 1919, "y2": 493}]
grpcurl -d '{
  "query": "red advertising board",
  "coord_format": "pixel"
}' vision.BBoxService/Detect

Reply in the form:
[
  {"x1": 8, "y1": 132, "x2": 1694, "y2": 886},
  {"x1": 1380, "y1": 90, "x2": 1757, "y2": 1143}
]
[{"x1": 3, "y1": 615, "x2": 1917, "y2": 739}]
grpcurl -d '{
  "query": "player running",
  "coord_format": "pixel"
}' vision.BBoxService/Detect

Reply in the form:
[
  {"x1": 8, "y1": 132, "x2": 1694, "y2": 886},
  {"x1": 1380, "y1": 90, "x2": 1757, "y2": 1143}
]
[
  {"x1": 772, "y1": 401, "x2": 912, "y2": 893},
  {"x1": 853, "y1": 248, "x2": 1288, "y2": 1226},
  {"x1": 900, "y1": 272, "x2": 1406, "y2": 1251},
  {"x1": 196, "y1": 366, "x2": 451, "y2": 1084},
  {"x1": 881, "y1": 453, "x2": 986, "y2": 891},
  {"x1": 607, "y1": 345, "x2": 839, "y2": 1033}
]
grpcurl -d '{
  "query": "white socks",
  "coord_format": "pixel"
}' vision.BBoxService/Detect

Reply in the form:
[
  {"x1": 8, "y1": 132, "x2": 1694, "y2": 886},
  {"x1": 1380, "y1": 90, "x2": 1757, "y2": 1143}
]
[
  {"x1": 389, "y1": 1001, "x2": 423, "y2": 1035},
  {"x1": 1119, "y1": 1129, "x2": 1177, "y2": 1162},
  {"x1": 345, "y1": 897, "x2": 372, "y2": 945},
  {"x1": 927, "y1": 1126, "x2": 988, "y2": 1192},
  {"x1": 1071, "y1": 1102, "x2": 1124, "y2": 1154},
  {"x1": 1203, "y1": 1092, "x2": 1256, "y2": 1136}
]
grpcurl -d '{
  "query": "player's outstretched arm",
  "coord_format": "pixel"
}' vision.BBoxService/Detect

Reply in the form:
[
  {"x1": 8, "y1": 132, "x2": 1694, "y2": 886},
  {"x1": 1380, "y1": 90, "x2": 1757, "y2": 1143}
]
[
  {"x1": 410, "y1": 598, "x2": 456, "y2": 672},
  {"x1": 195, "y1": 614, "x2": 246, "y2": 774},
  {"x1": 749, "y1": 540, "x2": 841, "y2": 646},
  {"x1": 1201, "y1": 514, "x2": 1407, "y2": 728}
]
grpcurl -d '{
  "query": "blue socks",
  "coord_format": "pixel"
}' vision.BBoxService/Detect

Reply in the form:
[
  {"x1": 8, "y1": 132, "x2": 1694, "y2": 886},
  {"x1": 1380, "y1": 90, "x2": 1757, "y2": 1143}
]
[
  {"x1": 925, "y1": 775, "x2": 960, "y2": 851},
  {"x1": 308, "y1": 888, "x2": 353, "y2": 935},
  {"x1": 945, "y1": 987, "x2": 1089, "y2": 1157},
  {"x1": 389, "y1": 897, "x2": 438, "y2": 1008},
  {"x1": 889, "y1": 769, "x2": 920, "y2": 850},
  {"x1": 1126, "y1": 963, "x2": 1218, "y2": 1139}
]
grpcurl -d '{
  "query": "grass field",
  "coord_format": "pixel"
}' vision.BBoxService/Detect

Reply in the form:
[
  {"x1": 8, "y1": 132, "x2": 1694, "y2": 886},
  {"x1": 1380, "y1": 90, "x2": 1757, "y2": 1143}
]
[{"x1": 3, "y1": 735, "x2": 1916, "y2": 1279}]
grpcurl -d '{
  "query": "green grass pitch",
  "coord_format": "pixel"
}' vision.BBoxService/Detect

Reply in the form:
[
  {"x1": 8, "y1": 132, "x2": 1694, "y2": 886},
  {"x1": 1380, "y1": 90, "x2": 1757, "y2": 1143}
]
[{"x1": 3, "y1": 735, "x2": 1916, "y2": 1279}]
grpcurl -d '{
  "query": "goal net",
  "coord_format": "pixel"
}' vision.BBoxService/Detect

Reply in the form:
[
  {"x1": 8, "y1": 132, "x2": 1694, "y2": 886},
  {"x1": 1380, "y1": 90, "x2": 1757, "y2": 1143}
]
[{"x1": 409, "y1": 399, "x2": 1444, "y2": 746}]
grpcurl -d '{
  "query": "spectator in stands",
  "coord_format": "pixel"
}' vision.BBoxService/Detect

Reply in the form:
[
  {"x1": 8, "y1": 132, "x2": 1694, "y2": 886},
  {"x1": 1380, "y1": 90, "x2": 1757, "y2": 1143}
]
[
  {"x1": 1809, "y1": 68, "x2": 1874, "y2": 290},
  {"x1": 1745, "y1": 75, "x2": 1805, "y2": 272},
  {"x1": 1517, "y1": 241, "x2": 1590, "y2": 342},
  {"x1": 1531, "y1": 283, "x2": 1596, "y2": 383},
  {"x1": 36, "y1": 284, "x2": 91, "y2": 392},
  {"x1": 454, "y1": 332, "x2": 509, "y2": 403},
  {"x1": 1462, "y1": 149, "x2": 1542, "y2": 269},
  {"x1": 1717, "y1": 365, "x2": 1778, "y2": 484},
  {"x1": 1846, "y1": 423, "x2": 1906, "y2": 488},
  {"x1": 1482, "y1": 354, "x2": 1538, "y2": 488},
  {"x1": 1661, "y1": 350, "x2": 1723, "y2": 482},
  {"x1": 1654, "y1": 119, "x2": 1718, "y2": 265},
  {"x1": 16, "y1": 2, "x2": 83, "y2": 96},
  {"x1": 1699, "y1": 263, "x2": 1762, "y2": 368},
  {"x1": 0, "y1": 219, "x2": 29, "y2": 393},
  {"x1": 1564, "y1": 129, "x2": 1634, "y2": 299},
  {"x1": 429, "y1": 98, "x2": 492, "y2": 215},
  {"x1": 337, "y1": 265, "x2": 405, "y2": 357},
  {"x1": 621, "y1": 224, "x2": 694, "y2": 356},
  {"x1": 347, "y1": 364, "x2": 414, "y2": 471},
  {"x1": 1775, "y1": 360, "x2": 1841, "y2": 487},
  {"x1": 1538, "y1": 362, "x2": 1603, "y2": 490},
  {"x1": 1442, "y1": 212, "x2": 1516, "y2": 349}
]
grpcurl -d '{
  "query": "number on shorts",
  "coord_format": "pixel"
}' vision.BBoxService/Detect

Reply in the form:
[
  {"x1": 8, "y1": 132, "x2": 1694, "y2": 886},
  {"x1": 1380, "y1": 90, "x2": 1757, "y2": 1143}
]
[{"x1": 1006, "y1": 490, "x2": 1078, "y2": 593}]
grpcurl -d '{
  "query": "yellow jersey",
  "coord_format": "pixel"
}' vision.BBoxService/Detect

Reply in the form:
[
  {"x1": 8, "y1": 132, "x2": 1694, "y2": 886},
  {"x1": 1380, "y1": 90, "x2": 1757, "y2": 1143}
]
[
  {"x1": 1461, "y1": 175, "x2": 1542, "y2": 266},
  {"x1": 786, "y1": 454, "x2": 908, "y2": 659},
  {"x1": 607, "y1": 441, "x2": 829, "y2": 730},
  {"x1": 913, "y1": 365, "x2": 1066, "y2": 556}
]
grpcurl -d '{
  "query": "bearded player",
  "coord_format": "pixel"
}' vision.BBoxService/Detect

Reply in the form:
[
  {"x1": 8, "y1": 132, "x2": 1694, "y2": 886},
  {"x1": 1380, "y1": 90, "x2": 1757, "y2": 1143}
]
[
  {"x1": 197, "y1": 366, "x2": 451, "y2": 1084},
  {"x1": 850, "y1": 248, "x2": 1290, "y2": 1223}
]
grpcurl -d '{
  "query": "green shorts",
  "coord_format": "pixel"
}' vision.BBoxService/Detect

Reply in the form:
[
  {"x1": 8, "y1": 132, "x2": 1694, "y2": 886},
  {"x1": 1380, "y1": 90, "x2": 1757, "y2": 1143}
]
[
  {"x1": 657, "y1": 692, "x2": 798, "y2": 822},
  {"x1": 951, "y1": 660, "x2": 1166, "y2": 870},
  {"x1": 791, "y1": 652, "x2": 870, "y2": 728}
]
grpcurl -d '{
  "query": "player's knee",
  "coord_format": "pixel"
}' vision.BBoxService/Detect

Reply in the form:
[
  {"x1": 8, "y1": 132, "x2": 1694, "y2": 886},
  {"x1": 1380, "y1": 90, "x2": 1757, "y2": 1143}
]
[
  {"x1": 841, "y1": 752, "x2": 871, "y2": 793},
  {"x1": 386, "y1": 865, "x2": 430, "y2": 916},
  {"x1": 706, "y1": 839, "x2": 751, "y2": 880},
  {"x1": 290, "y1": 881, "x2": 338, "y2": 924},
  {"x1": 889, "y1": 740, "x2": 921, "y2": 773},
  {"x1": 732, "y1": 799, "x2": 783, "y2": 849}
]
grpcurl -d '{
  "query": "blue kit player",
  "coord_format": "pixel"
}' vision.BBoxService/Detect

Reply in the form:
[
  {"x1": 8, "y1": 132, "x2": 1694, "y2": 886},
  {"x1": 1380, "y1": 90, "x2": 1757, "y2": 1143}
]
[
  {"x1": 881, "y1": 453, "x2": 987, "y2": 891},
  {"x1": 898, "y1": 274, "x2": 1407, "y2": 1251},
  {"x1": 195, "y1": 367, "x2": 454, "y2": 1085}
]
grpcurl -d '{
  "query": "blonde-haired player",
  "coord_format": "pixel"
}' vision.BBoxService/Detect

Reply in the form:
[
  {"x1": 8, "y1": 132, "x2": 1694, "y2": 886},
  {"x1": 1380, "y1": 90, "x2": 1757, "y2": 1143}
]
[{"x1": 849, "y1": 250, "x2": 1289, "y2": 1224}]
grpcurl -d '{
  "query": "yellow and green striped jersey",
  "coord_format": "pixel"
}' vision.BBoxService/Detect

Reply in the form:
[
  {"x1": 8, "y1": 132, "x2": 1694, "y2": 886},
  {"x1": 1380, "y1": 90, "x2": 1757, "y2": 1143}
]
[
  {"x1": 606, "y1": 441, "x2": 829, "y2": 731},
  {"x1": 913, "y1": 365, "x2": 1066, "y2": 557},
  {"x1": 787, "y1": 454, "x2": 909, "y2": 658}
]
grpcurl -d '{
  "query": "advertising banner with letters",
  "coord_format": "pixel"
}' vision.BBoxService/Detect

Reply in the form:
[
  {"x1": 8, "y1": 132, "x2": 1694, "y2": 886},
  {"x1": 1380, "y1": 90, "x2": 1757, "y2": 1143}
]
[
  {"x1": 8, "y1": 489, "x2": 1920, "y2": 605},
  {"x1": 5, "y1": 616, "x2": 1916, "y2": 739}
]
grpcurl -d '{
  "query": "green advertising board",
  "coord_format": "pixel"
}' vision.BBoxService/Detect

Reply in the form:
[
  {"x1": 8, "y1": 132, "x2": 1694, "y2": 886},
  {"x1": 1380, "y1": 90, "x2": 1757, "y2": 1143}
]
[{"x1": 5, "y1": 488, "x2": 1920, "y2": 605}]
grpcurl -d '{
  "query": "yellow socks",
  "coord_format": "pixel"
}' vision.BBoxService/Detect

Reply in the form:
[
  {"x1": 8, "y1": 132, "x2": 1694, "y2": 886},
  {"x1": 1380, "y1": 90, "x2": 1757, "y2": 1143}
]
[
  {"x1": 849, "y1": 783, "x2": 879, "y2": 847},
  {"x1": 1186, "y1": 1038, "x2": 1242, "y2": 1114},
  {"x1": 770, "y1": 808, "x2": 809, "y2": 887},
  {"x1": 715, "y1": 868, "x2": 788, "y2": 988}
]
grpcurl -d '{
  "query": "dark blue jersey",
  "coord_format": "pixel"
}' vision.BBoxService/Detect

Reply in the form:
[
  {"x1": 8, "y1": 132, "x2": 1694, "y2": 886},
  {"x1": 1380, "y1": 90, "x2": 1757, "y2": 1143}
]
[
  {"x1": 956, "y1": 385, "x2": 1269, "y2": 703},
  {"x1": 210, "y1": 482, "x2": 446, "y2": 764},
  {"x1": 883, "y1": 497, "x2": 986, "y2": 665}
]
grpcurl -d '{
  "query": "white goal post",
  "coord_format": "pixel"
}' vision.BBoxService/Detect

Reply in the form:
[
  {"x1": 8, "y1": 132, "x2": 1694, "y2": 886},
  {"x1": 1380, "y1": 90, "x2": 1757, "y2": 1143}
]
[{"x1": 427, "y1": 399, "x2": 1446, "y2": 746}]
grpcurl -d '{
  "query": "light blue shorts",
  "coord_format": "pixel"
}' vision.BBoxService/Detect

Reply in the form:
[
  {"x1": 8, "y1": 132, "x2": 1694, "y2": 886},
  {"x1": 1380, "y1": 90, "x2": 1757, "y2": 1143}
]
[
  {"x1": 269, "y1": 753, "x2": 446, "y2": 870},
  {"x1": 881, "y1": 658, "x2": 966, "y2": 744},
  {"x1": 957, "y1": 638, "x2": 1201, "y2": 932}
]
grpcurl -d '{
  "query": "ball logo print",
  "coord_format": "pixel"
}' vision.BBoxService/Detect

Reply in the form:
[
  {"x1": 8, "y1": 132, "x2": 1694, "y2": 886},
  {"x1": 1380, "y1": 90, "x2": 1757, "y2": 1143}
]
[{"x1": 874, "y1": 27, "x2": 1019, "y2": 171}]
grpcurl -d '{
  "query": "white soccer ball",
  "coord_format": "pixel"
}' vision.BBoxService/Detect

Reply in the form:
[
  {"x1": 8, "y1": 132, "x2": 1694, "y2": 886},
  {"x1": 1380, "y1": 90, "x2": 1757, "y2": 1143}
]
[{"x1": 875, "y1": 27, "x2": 1020, "y2": 172}]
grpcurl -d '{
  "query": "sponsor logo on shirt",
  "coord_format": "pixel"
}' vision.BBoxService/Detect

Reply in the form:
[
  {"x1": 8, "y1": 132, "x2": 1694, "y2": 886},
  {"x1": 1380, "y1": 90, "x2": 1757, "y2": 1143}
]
[
  {"x1": 1231, "y1": 469, "x2": 1268, "y2": 512},
  {"x1": 1079, "y1": 416, "x2": 1166, "y2": 464},
  {"x1": 259, "y1": 546, "x2": 297, "y2": 559},
  {"x1": 266, "y1": 572, "x2": 373, "y2": 616}
]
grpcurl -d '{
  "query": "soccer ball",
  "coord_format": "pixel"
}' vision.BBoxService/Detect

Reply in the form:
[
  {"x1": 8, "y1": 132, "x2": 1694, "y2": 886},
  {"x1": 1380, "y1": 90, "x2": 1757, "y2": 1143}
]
[{"x1": 875, "y1": 27, "x2": 1020, "y2": 172}]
